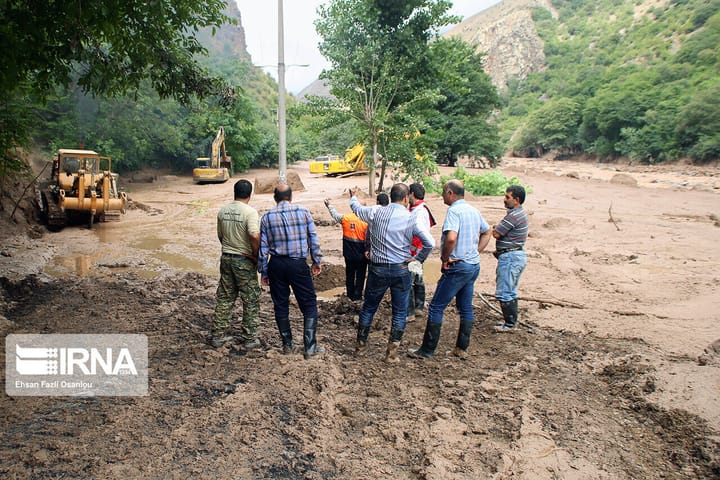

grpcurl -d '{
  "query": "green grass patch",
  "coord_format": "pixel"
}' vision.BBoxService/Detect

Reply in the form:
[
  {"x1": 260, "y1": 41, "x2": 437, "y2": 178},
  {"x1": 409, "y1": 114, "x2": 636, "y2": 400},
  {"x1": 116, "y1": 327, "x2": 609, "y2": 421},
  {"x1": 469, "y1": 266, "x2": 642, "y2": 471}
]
[{"x1": 424, "y1": 167, "x2": 530, "y2": 196}]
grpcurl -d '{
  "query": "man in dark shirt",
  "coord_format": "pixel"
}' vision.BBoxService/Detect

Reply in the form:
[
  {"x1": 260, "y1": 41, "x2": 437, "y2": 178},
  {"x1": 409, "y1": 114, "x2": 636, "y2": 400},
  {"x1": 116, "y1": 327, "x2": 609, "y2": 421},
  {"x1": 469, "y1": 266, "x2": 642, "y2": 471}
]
[
  {"x1": 259, "y1": 185, "x2": 324, "y2": 359},
  {"x1": 324, "y1": 197, "x2": 368, "y2": 301},
  {"x1": 492, "y1": 185, "x2": 529, "y2": 332}
]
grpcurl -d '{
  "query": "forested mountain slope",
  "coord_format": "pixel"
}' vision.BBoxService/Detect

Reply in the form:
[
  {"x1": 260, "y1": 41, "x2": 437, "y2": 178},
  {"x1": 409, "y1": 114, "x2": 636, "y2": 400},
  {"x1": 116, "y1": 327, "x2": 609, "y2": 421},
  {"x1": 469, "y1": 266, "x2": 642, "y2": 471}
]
[
  {"x1": 18, "y1": 1, "x2": 285, "y2": 174},
  {"x1": 446, "y1": 0, "x2": 720, "y2": 162}
]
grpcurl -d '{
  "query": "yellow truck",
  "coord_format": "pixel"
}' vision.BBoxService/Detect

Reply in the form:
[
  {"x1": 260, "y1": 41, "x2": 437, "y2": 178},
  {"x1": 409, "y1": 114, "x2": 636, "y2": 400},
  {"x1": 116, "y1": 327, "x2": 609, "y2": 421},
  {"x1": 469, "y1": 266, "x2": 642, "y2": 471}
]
[
  {"x1": 38, "y1": 149, "x2": 127, "y2": 230},
  {"x1": 309, "y1": 143, "x2": 367, "y2": 176},
  {"x1": 193, "y1": 127, "x2": 233, "y2": 183}
]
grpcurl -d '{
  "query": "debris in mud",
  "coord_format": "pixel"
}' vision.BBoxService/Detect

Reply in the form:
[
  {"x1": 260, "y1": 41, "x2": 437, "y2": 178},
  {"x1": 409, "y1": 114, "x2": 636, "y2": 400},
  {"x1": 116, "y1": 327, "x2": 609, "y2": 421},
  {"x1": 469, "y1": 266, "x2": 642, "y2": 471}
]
[
  {"x1": 254, "y1": 170, "x2": 305, "y2": 194},
  {"x1": 1, "y1": 273, "x2": 718, "y2": 479},
  {"x1": 697, "y1": 339, "x2": 720, "y2": 366}
]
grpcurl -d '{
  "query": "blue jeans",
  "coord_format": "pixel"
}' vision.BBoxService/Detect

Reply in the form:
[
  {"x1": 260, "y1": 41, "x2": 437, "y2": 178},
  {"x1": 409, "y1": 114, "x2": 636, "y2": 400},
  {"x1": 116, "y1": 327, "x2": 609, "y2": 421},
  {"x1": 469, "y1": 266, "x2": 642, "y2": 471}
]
[
  {"x1": 359, "y1": 263, "x2": 411, "y2": 331},
  {"x1": 428, "y1": 261, "x2": 480, "y2": 325},
  {"x1": 495, "y1": 250, "x2": 526, "y2": 302}
]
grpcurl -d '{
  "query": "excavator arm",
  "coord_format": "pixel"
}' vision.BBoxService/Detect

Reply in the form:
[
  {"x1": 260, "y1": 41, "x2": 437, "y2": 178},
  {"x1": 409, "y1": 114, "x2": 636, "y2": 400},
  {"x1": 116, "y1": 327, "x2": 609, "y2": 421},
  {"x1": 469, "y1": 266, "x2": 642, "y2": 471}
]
[
  {"x1": 210, "y1": 127, "x2": 226, "y2": 168},
  {"x1": 193, "y1": 127, "x2": 232, "y2": 183}
]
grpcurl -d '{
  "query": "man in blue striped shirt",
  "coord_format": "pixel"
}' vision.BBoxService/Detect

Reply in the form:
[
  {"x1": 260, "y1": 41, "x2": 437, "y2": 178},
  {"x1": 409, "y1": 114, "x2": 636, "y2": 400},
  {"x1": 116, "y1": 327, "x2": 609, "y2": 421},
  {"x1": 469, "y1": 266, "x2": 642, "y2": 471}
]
[
  {"x1": 492, "y1": 185, "x2": 529, "y2": 332},
  {"x1": 259, "y1": 185, "x2": 324, "y2": 359},
  {"x1": 350, "y1": 183, "x2": 435, "y2": 362},
  {"x1": 410, "y1": 179, "x2": 492, "y2": 359}
]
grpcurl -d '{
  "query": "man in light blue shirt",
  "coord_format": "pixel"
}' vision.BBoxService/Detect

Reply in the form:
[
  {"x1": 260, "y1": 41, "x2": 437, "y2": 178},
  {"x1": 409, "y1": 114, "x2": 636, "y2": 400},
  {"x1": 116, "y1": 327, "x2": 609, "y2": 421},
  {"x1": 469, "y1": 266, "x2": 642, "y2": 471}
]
[
  {"x1": 350, "y1": 183, "x2": 435, "y2": 362},
  {"x1": 410, "y1": 179, "x2": 492, "y2": 359}
]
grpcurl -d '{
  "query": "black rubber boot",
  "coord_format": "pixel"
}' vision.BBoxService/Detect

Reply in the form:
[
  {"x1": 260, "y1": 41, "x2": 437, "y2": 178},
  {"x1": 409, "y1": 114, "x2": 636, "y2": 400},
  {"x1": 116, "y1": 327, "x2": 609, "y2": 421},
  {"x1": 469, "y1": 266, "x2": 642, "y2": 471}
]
[
  {"x1": 408, "y1": 320, "x2": 442, "y2": 359},
  {"x1": 303, "y1": 317, "x2": 325, "y2": 360},
  {"x1": 495, "y1": 300, "x2": 518, "y2": 332},
  {"x1": 355, "y1": 324, "x2": 371, "y2": 354},
  {"x1": 456, "y1": 320, "x2": 474, "y2": 350},
  {"x1": 500, "y1": 300, "x2": 518, "y2": 327},
  {"x1": 452, "y1": 320, "x2": 474, "y2": 359},
  {"x1": 384, "y1": 328, "x2": 404, "y2": 363},
  {"x1": 509, "y1": 299, "x2": 519, "y2": 326},
  {"x1": 276, "y1": 317, "x2": 294, "y2": 354}
]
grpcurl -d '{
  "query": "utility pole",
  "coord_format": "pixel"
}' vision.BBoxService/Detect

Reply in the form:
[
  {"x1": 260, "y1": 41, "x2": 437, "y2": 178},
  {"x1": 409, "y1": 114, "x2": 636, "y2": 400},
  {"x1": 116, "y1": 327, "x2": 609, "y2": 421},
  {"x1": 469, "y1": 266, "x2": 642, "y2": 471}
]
[{"x1": 277, "y1": 0, "x2": 287, "y2": 185}]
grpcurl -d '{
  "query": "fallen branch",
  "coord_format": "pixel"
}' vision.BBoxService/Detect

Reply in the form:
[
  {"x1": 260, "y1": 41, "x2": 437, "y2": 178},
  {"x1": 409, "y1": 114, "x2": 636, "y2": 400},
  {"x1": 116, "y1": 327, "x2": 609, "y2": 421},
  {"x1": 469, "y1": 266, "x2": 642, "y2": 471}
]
[
  {"x1": 476, "y1": 292, "x2": 502, "y2": 315},
  {"x1": 475, "y1": 292, "x2": 535, "y2": 330},
  {"x1": 10, "y1": 162, "x2": 49, "y2": 221},
  {"x1": 479, "y1": 291, "x2": 585, "y2": 309},
  {"x1": 608, "y1": 202, "x2": 621, "y2": 231},
  {"x1": 479, "y1": 291, "x2": 656, "y2": 318}
]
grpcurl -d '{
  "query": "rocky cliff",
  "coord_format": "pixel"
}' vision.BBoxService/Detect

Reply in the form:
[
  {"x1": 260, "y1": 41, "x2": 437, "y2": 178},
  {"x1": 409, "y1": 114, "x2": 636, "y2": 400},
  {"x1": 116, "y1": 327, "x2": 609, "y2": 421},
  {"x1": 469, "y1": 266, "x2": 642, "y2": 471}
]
[
  {"x1": 199, "y1": 1, "x2": 250, "y2": 61},
  {"x1": 444, "y1": 0, "x2": 557, "y2": 90}
]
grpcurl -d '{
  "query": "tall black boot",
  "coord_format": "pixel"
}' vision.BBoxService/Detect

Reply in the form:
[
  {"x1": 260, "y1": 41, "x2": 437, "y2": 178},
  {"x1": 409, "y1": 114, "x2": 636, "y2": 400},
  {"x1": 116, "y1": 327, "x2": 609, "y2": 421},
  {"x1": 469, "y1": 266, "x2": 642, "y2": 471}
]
[
  {"x1": 452, "y1": 320, "x2": 474, "y2": 359},
  {"x1": 495, "y1": 300, "x2": 518, "y2": 332},
  {"x1": 408, "y1": 320, "x2": 442, "y2": 359},
  {"x1": 384, "y1": 328, "x2": 404, "y2": 363},
  {"x1": 509, "y1": 299, "x2": 519, "y2": 326},
  {"x1": 355, "y1": 324, "x2": 371, "y2": 354},
  {"x1": 303, "y1": 317, "x2": 325, "y2": 360},
  {"x1": 276, "y1": 317, "x2": 294, "y2": 353}
]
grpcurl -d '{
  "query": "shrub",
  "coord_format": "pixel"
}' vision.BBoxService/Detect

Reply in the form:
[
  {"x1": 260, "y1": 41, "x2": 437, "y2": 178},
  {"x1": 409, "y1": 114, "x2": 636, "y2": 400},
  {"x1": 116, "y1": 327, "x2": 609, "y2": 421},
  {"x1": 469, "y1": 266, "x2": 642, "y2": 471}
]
[{"x1": 424, "y1": 168, "x2": 530, "y2": 197}]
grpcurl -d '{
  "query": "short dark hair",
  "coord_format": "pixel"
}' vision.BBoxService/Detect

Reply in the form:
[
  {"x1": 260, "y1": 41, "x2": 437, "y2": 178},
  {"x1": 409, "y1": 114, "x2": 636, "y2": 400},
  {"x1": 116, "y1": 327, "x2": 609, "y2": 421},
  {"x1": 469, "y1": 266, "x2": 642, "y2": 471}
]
[
  {"x1": 234, "y1": 179, "x2": 253, "y2": 199},
  {"x1": 376, "y1": 192, "x2": 389, "y2": 206},
  {"x1": 390, "y1": 183, "x2": 409, "y2": 203},
  {"x1": 445, "y1": 180, "x2": 464, "y2": 197},
  {"x1": 273, "y1": 186, "x2": 292, "y2": 202},
  {"x1": 506, "y1": 185, "x2": 526, "y2": 204},
  {"x1": 409, "y1": 183, "x2": 425, "y2": 200}
]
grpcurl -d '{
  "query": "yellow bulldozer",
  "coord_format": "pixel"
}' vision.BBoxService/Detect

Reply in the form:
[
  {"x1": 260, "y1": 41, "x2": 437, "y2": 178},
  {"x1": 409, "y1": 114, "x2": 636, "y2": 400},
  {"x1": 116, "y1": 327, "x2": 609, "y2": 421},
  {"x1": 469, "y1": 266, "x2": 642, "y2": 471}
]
[
  {"x1": 193, "y1": 127, "x2": 233, "y2": 183},
  {"x1": 37, "y1": 149, "x2": 127, "y2": 230},
  {"x1": 309, "y1": 143, "x2": 367, "y2": 176}
]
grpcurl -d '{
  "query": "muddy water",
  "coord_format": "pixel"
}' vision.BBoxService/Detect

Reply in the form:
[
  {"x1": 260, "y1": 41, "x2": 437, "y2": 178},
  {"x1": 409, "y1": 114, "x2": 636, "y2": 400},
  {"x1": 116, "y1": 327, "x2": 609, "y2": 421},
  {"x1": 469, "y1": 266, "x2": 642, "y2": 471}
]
[{"x1": 39, "y1": 192, "x2": 222, "y2": 280}]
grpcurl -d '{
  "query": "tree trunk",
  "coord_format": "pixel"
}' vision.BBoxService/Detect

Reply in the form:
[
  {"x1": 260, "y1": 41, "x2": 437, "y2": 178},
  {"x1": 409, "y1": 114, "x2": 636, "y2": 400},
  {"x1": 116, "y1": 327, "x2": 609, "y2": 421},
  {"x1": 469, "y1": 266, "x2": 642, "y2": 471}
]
[
  {"x1": 369, "y1": 141, "x2": 379, "y2": 194},
  {"x1": 378, "y1": 153, "x2": 386, "y2": 192}
]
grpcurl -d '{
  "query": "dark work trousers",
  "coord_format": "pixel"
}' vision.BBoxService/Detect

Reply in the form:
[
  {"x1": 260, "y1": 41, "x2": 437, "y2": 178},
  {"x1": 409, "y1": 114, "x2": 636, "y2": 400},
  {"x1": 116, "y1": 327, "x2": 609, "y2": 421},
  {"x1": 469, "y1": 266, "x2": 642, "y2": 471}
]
[
  {"x1": 267, "y1": 256, "x2": 319, "y2": 321},
  {"x1": 345, "y1": 257, "x2": 368, "y2": 301}
]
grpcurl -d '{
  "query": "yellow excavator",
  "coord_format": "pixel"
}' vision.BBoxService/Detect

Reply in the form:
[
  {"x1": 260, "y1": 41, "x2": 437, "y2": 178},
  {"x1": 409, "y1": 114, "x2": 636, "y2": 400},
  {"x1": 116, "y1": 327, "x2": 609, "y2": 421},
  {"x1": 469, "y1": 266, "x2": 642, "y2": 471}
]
[
  {"x1": 37, "y1": 149, "x2": 127, "y2": 230},
  {"x1": 193, "y1": 127, "x2": 233, "y2": 183},
  {"x1": 309, "y1": 143, "x2": 367, "y2": 176}
]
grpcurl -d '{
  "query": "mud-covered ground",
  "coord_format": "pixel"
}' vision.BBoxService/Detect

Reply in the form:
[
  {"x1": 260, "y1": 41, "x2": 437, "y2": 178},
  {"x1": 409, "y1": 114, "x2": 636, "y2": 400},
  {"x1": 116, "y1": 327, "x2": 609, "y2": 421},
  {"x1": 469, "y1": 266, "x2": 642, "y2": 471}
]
[{"x1": 1, "y1": 157, "x2": 719, "y2": 479}]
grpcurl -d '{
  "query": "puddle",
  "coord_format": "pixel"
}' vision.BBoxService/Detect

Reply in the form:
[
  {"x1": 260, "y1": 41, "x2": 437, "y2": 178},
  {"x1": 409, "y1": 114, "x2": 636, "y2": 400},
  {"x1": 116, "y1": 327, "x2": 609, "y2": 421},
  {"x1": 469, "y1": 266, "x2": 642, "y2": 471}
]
[
  {"x1": 317, "y1": 286, "x2": 346, "y2": 301},
  {"x1": 153, "y1": 252, "x2": 212, "y2": 275},
  {"x1": 45, "y1": 244, "x2": 216, "y2": 279},
  {"x1": 131, "y1": 236, "x2": 167, "y2": 251},
  {"x1": 46, "y1": 254, "x2": 96, "y2": 277}
]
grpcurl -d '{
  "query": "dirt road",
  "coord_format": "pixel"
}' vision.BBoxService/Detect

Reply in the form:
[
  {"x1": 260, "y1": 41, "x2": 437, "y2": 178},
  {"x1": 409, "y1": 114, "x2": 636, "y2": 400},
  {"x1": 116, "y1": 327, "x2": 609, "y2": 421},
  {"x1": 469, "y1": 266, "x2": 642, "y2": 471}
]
[{"x1": 1, "y1": 158, "x2": 719, "y2": 479}]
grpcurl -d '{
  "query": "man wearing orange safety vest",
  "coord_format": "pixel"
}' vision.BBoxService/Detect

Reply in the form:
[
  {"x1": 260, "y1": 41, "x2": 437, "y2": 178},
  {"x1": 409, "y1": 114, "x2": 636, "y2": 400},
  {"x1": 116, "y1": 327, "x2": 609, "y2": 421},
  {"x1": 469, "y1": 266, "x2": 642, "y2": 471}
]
[
  {"x1": 407, "y1": 183, "x2": 436, "y2": 322},
  {"x1": 324, "y1": 197, "x2": 369, "y2": 302}
]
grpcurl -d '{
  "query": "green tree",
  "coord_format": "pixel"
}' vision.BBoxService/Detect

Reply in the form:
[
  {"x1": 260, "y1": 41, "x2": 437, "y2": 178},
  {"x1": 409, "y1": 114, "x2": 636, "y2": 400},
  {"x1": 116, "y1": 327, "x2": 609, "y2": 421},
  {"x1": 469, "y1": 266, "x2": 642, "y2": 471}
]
[
  {"x1": 426, "y1": 38, "x2": 503, "y2": 168},
  {"x1": 0, "y1": 0, "x2": 233, "y2": 171},
  {"x1": 513, "y1": 97, "x2": 581, "y2": 156},
  {"x1": 315, "y1": 0, "x2": 458, "y2": 193},
  {"x1": 500, "y1": 0, "x2": 720, "y2": 163},
  {"x1": 676, "y1": 82, "x2": 720, "y2": 162},
  {"x1": 0, "y1": 0, "x2": 231, "y2": 102}
]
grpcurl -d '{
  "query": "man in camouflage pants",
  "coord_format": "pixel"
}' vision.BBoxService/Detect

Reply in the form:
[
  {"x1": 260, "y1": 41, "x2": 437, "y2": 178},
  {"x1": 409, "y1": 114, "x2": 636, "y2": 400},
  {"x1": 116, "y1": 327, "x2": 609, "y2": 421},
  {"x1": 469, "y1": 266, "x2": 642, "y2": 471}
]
[{"x1": 209, "y1": 179, "x2": 261, "y2": 349}]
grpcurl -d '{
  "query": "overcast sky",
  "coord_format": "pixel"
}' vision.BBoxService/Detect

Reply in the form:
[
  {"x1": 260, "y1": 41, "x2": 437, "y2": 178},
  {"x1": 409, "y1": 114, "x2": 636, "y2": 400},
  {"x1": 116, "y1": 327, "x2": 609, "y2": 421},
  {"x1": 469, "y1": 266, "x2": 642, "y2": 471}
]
[{"x1": 236, "y1": 0, "x2": 502, "y2": 94}]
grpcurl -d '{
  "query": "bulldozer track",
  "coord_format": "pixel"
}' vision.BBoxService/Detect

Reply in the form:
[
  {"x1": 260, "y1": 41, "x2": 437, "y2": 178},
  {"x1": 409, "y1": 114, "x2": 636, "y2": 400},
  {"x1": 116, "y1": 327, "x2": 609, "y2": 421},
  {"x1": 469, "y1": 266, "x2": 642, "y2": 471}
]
[{"x1": 42, "y1": 191, "x2": 66, "y2": 230}]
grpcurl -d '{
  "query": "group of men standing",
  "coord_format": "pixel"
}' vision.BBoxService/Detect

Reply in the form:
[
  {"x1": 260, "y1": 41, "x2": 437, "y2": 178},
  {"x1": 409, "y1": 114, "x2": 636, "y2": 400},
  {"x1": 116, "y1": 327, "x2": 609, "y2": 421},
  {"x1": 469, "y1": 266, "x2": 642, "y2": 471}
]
[{"x1": 209, "y1": 177, "x2": 528, "y2": 363}]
